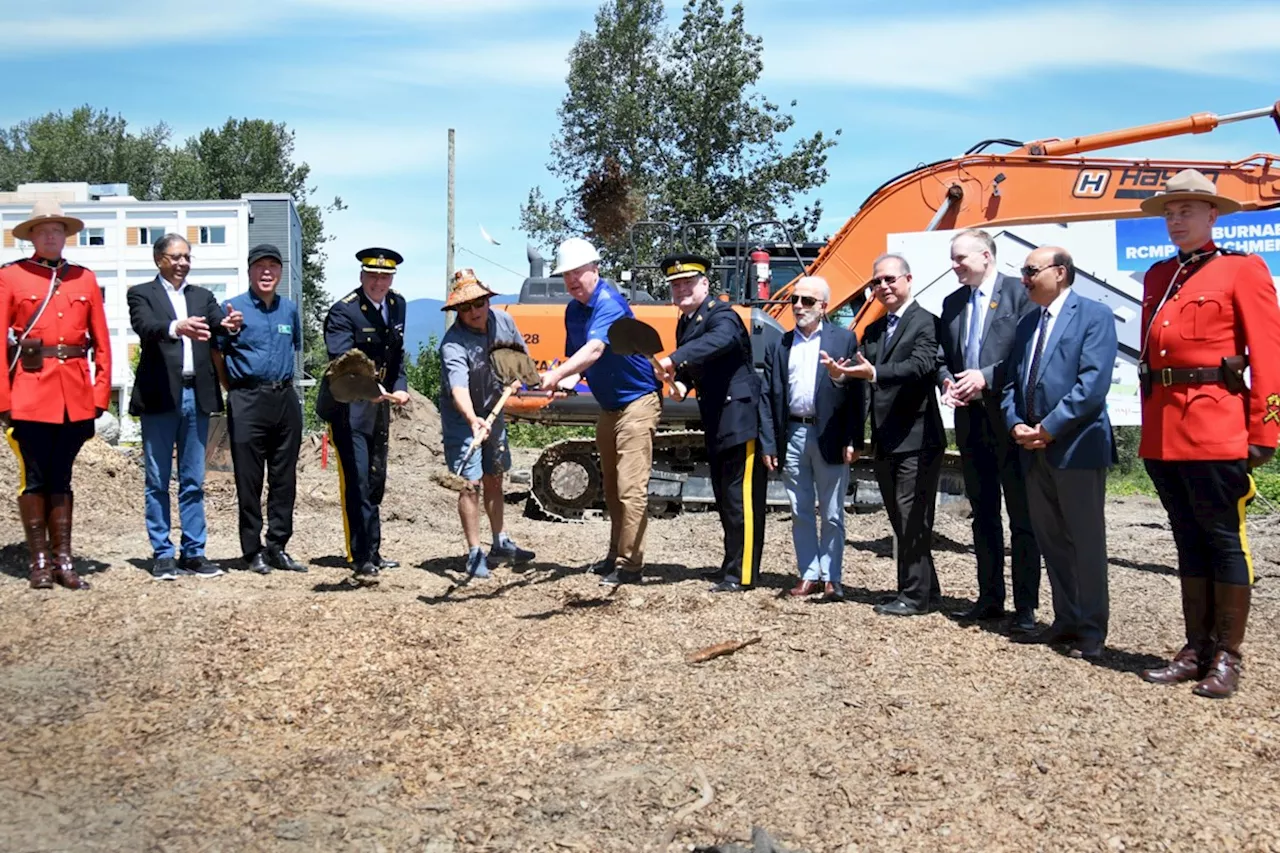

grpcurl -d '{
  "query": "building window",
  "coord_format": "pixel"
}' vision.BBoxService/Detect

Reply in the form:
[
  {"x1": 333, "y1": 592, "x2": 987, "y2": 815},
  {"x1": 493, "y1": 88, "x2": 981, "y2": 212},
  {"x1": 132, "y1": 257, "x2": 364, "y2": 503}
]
[
  {"x1": 79, "y1": 228, "x2": 106, "y2": 246},
  {"x1": 139, "y1": 226, "x2": 167, "y2": 246},
  {"x1": 198, "y1": 226, "x2": 226, "y2": 245},
  {"x1": 205, "y1": 282, "x2": 227, "y2": 300}
]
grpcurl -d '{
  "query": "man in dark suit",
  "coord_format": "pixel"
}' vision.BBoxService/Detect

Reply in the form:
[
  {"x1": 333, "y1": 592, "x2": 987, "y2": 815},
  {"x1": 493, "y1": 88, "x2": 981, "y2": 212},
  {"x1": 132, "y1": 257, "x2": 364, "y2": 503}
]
[
  {"x1": 825, "y1": 254, "x2": 945, "y2": 615},
  {"x1": 658, "y1": 253, "x2": 765, "y2": 592},
  {"x1": 1001, "y1": 246, "x2": 1117, "y2": 661},
  {"x1": 759, "y1": 275, "x2": 865, "y2": 601},
  {"x1": 315, "y1": 248, "x2": 411, "y2": 583},
  {"x1": 128, "y1": 233, "x2": 243, "y2": 580},
  {"x1": 937, "y1": 229, "x2": 1041, "y2": 632}
]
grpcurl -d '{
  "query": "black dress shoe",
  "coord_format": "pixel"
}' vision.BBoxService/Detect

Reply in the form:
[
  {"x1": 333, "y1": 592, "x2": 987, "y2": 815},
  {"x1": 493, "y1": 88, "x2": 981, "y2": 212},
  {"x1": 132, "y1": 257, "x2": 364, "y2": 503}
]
[
  {"x1": 247, "y1": 551, "x2": 271, "y2": 574},
  {"x1": 352, "y1": 562, "x2": 381, "y2": 583},
  {"x1": 1014, "y1": 624, "x2": 1076, "y2": 645},
  {"x1": 1011, "y1": 609, "x2": 1037, "y2": 634},
  {"x1": 268, "y1": 549, "x2": 307, "y2": 572},
  {"x1": 378, "y1": 558, "x2": 399, "y2": 569},
  {"x1": 955, "y1": 601, "x2": 1005, "y2": 621},
  {"x1": 709, "y1": 579, "x2": 747, "y2": 593},
  {"x1": 587, "y1": 558, "x2": 616, "y2": 576},
  {"x1": 1069, "y1": 638, "x2": 1104, "y2": 660},
  {"x1": 874, "y1": 598, "x2": 927, "y2": 617},
  {"x1": 600, "y1": 569, "x2": 642, "y2": 587},
  {"x1": 701, "y1": 569, "x2": 727, "y2": 582}
]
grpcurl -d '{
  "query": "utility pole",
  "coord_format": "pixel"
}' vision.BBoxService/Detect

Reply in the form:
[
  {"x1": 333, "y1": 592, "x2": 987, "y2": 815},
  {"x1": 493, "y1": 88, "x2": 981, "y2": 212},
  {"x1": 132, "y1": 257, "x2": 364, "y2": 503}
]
[{"x1": 445, "y1": 128, "x2": 456, "y2": 329}]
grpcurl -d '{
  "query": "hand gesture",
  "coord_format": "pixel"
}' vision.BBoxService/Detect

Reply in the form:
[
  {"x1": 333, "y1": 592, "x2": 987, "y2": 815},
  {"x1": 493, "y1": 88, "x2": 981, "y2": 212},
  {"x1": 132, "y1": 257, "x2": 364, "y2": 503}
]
[
  {"x1": 221, "y1": 302, "x2": 244, "y2": 333},
  {"x1": 762, "y1": 454, "x2": 777, "y2": 471},
  {"x1": 1248, "y1": 444, "x2": 1276, "y2": 470},
  {"x1": 951, "y1": 368, "x2": 987, "y2": 402},
  {"x1": 388, "y1": 390, "x2": 410, "y2": 406},
  {"x1": 176, "y1": 315, "x2": 211, "y2": 341},
  {"x1": 940, "y1": 378, "x2": 960, "y2": 408},
  {"x1": 844, "y1": 446, "x2": 860, "y2": 464},
  {"x1": 470, "y1": 415, "x2": 491, "y2": 442},
  {"x1": 820, "y1": 350, "x2": 875, "y2": 381}
]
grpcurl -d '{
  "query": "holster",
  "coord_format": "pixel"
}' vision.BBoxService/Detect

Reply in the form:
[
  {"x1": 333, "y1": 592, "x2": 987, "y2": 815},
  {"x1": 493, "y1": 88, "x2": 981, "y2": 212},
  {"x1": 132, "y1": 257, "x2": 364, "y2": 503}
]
[
  {"x1": 1221, "y1": 355, "x2": 1248, "y2": 394},
  {"x1": 19, "y1": 338, "x2": 44, "y2": 373}
]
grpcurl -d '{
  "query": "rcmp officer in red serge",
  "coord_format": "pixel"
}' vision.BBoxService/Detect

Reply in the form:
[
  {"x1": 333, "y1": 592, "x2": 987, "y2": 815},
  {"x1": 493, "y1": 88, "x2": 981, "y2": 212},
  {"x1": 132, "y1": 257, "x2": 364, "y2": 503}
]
[
  {"x1": 315, "y1": 248, "x2": 410, "y2": 582},
  {"x1": 1136, "y1": 169, "x2": 1280, "y2": 699},
  {"x1": 0, "y1": 200, "x2": 111, "y2": 590},
  {"x1": 657, "y1": 253, "x2": 766, "y2": 592}
]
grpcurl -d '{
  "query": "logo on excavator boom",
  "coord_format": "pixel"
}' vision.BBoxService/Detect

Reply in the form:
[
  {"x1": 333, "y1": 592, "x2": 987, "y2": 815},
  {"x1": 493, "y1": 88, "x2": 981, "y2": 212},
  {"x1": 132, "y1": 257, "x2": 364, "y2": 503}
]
[
  {"x1": 1073, "y1": 167, "x2": 1220, "y2": 201},
  {"x1": 1073, "y1": 170, "x2": 1110, "y2": 198}
]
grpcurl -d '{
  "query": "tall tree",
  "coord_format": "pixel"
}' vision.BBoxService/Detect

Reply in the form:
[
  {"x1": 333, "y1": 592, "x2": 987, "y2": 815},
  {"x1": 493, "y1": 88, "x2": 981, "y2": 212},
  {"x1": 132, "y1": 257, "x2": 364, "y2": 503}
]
[{"x1": 521, "y1": 0, "x2": 838, "y2": 275}]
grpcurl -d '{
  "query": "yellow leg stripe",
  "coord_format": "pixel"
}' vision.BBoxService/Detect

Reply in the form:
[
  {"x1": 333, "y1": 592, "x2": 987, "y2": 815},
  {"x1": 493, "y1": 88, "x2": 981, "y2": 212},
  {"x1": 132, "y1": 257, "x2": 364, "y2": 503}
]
[
  {"x1": 330, "y1": 427, "x2": 353, "y2": 563},
  {"x1": 1239, "y1": 473, "x2": 1257, "y2": 585},
  {"x1": 5, "y1": 427, "x2": 25, "y2": 496},
  {"x1": 740, "y1": 439, "x2": 757, "y2": 586}
]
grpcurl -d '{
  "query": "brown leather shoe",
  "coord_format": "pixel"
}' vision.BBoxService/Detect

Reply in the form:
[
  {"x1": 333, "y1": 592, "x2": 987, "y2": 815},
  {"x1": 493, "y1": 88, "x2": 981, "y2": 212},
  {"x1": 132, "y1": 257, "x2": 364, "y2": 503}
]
[
  {"x1": 18, "y1": 493, "x2": 53, "y2": 589},
  {"x1": 1193, "y1": 583, "x2": 1250, "y2": 699},
  {"x1": 1144, "y1": 576, "x2": 1213, "y2": 684},
  {"x1": 789, "y1": 579, "x2": 820, "y2": 597},
  {"x1": 822, "y1": 582, "x2": 844, "y2": 601},
  {"x1": 47, "y1": 493, "x2": 89, "y2": 591},
  {"x1": 1142, "y1": 644, "x2": 1206, "y2": 684}
]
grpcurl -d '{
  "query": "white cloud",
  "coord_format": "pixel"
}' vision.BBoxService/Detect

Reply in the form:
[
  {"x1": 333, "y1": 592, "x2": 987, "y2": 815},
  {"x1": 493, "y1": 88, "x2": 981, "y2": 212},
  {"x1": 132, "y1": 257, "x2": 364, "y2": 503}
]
[
  {"x1": 292, "y1": 121, "x2": 465, "y2": 178},
  {"x1": 763, "y1": 5, "x2": 1280, "y2": 93}
]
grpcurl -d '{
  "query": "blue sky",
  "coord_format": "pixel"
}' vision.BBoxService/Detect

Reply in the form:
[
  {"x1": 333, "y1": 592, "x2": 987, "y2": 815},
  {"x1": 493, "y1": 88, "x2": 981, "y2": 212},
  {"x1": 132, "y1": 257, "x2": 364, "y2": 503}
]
[{"x1": 4, "y1": 0, "x2": 1280, "y2": 303}]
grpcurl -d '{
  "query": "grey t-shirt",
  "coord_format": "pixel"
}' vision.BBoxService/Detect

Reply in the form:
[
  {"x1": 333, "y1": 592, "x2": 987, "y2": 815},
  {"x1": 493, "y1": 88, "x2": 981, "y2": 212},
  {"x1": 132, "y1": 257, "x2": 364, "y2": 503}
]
[{"x1": 439, "y1": 309, "x2": 527, "y2": 431}]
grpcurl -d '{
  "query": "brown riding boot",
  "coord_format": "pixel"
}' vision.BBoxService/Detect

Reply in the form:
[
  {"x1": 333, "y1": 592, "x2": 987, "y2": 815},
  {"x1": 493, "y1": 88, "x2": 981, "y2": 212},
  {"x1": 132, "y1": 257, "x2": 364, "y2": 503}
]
[
  {"x1": 1193, "y1": 583, "x2": 1250, "y2": 699},
  {"x1": 1143, "y1": 576, "x2": 1213, "y2": 684},
  {"x1": 47, "y1": 493, "x2": 89, "y2": 591},
  {"x1": 18, "y1": 492, "x2": 53, "y2": 589}
]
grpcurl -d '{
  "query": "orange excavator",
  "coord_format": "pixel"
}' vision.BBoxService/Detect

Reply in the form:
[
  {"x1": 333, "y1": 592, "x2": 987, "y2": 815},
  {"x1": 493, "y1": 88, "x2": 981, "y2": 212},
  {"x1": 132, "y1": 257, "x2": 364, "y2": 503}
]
[{"x1": 501, "y1": 99, "x2": 1280, "y2": 520}]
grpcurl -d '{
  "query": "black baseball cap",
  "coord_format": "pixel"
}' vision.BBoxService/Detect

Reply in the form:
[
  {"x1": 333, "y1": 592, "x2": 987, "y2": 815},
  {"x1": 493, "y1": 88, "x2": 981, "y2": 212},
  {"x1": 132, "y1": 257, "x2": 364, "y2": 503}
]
[{"x1": 248, "y1": 243, "x2": 283, "y2": 266}]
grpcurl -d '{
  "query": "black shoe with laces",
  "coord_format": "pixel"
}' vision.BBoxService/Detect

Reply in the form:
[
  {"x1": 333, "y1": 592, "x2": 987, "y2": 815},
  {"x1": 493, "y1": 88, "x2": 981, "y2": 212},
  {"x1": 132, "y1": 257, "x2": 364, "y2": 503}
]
[
  {"x1": 247, "y1": 551, "x2": 271, "y2": 575},
  {"x1": 268, "y1": 549, "x2": 307, "y2": 573},
  {"x1": 180, "y1": 555, "x2": 224, "y2": 578}
]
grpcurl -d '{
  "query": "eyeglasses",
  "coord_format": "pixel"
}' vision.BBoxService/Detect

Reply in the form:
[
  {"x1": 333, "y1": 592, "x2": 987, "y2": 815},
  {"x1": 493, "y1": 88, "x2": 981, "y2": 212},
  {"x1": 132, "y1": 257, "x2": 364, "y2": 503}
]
[
  {"x1": 459, "y1": 298, "x2": 489, "y2": 312},
  {"x1": 789, "y1": 294, "x2": 822, "y2": 308},
  {"x1": 161, "y1": 253, "x2": 191, "y2": 262},
  {"x1": 869, "y1": 274, "x2": 908, "y2": 287},
  {"x1": 1020, "y1": 263, "x2": 1063, "y2": 279}
]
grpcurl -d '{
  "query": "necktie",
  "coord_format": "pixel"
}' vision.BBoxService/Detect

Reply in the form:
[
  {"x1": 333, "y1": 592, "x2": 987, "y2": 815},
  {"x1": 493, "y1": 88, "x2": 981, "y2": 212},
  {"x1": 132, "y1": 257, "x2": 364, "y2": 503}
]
[
  {"x1": 886, "y1": 313, "x2": 899, "y2": 341},
  {"x1": 1025, "y1": 308, "x2": 1050, "y2": 423},
  {"x1": 964, "y1": 288, "x2": 982, "y2": 370}
]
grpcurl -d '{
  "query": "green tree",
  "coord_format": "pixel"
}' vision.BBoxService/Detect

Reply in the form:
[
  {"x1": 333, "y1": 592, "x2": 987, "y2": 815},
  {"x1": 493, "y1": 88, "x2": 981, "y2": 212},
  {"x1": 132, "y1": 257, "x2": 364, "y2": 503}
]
[
  {"x1": 521, "y1": 0, "x2": 838, "y2": 274},
  {"x1": 406, "y1": 338, "x2": 443, "y2": 403}
]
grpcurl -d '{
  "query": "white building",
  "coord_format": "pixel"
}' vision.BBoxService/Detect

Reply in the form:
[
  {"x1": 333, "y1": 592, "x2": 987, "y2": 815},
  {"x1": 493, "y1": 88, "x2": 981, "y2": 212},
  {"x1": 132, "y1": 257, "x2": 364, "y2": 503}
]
[{"x1": 1, "y1": 182, "x2": 303, "y2": 418}]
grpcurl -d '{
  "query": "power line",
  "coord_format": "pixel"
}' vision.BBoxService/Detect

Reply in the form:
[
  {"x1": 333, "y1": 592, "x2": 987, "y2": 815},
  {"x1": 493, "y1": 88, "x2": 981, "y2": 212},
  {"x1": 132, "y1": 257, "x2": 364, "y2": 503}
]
[{"x1": 456, "y1": 245, "x2": 525, "y2": 280}]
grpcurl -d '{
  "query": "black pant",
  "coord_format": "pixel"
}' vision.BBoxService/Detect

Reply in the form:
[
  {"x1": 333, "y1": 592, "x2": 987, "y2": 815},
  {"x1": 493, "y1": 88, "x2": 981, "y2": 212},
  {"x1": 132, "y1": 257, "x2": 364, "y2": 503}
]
[
  {"x1": 1145, "y1": 458, "x2": 1256, "y2": 586},
  {"x1": 227, "y1": 385, "x2": 303, "y2": 558},
  {"x1": 1025, "y1": 453, "x2": 1109, "y2": 642},
  {"x1": 708, "y1": 438, "x2": 767, "y2": 586},
  {"x1": 875, "y1": 447, "x2": 943, "y2": 608},
  {"x1": 956, "y1": 402, "x2": 1041, "y2": 611},
  {"x1": 6, "y1": 419, "x2": 94, "y2": 495},
  {"x1": 329, "y1": 403, "x2": 390, "y2": 566}
]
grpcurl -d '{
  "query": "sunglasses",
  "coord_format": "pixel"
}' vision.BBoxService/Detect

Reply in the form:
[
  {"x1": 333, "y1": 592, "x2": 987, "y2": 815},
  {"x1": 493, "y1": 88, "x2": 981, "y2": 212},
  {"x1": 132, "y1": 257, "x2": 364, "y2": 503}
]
[
  {"x1": 459, "y1": 297, "x2": 490, "y2": 312},
  {"x1": 1020, "y1": 263, "x2": 1063, "y2": 279},
  {"x1": 789, "y1": 294, "x2": 822, "y2": 308},
  {"x1": 868, "y1": 274, "x2": 907, "y2": 287}
]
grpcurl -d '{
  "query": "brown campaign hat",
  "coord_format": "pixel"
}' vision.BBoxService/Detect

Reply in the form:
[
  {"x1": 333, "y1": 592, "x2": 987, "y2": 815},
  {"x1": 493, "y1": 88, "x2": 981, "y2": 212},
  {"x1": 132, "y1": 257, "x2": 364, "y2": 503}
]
[
  {"x1": 1139, "y1": 169, "x2": 1242, "y2": 216},
  {"x1": 442, "y1": 267, "x2": 498, "y2": 311},
  {"x1": 12, "y1": 198, "x2": 85, "y2": 241}
]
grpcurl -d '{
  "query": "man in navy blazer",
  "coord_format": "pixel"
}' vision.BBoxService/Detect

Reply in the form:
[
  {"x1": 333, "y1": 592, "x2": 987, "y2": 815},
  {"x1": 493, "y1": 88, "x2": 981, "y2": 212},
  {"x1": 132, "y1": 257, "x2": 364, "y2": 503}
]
[
  {"x1": 759, "y1": 276, "x2": 866, "y2": 601},
  {"x1": 1001, "y1": 246, "x2": 1118, "y2": 661},
  {"x1": 937, "y1": 229, "x2": 1041, "y2": 631}
]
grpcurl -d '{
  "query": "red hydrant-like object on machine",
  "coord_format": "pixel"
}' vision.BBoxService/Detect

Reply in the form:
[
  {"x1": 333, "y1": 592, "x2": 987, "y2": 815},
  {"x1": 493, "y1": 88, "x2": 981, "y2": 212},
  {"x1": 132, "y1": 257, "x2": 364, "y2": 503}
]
[{"x1": 751, "y1": 248, "x2": 771, "y2": 300}]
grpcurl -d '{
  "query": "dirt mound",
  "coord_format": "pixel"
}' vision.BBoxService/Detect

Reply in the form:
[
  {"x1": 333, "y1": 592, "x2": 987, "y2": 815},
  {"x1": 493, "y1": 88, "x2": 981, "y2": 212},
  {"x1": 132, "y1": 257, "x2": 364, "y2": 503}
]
[{"x1": 0, "y1": 436, "x2": 143, "y2": 517}]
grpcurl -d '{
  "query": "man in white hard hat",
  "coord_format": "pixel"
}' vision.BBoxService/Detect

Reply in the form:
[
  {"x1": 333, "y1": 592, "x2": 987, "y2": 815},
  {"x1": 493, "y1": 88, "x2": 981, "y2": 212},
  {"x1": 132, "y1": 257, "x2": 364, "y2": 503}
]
[{"x1": 539, "y1": 237, "x2": 662, "y2": 586}]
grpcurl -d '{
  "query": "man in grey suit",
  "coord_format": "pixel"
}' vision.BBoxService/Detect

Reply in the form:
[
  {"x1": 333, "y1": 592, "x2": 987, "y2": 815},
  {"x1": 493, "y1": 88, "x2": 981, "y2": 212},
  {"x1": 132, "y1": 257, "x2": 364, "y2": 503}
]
[
  {"x1": 1001, "y1": 246, "x2": 1117, "y2": 661},
  {"x1": 937, "y1": 229, "x2": 1042, "y2": 632}
]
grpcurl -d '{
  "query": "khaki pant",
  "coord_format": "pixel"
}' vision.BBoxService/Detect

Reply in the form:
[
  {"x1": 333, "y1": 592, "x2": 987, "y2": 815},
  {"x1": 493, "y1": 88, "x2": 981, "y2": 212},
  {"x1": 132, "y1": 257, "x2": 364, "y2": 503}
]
[{"x1": 596, "y1": 392, "x2": 661, "y2": 572}]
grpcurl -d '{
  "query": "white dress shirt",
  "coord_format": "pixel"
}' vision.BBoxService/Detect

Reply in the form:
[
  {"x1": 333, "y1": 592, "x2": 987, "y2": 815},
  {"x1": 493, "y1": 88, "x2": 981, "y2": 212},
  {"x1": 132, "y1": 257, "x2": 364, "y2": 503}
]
[
  {"x1": 162, "y1": 276, "x2": 195, "y2": 376},
  {"x1": 1024, "y1": 288, "x2": 1071, "y2": 385},
  {"x1": 787, "y1": 322, "x2": 823, "y2": 417}
]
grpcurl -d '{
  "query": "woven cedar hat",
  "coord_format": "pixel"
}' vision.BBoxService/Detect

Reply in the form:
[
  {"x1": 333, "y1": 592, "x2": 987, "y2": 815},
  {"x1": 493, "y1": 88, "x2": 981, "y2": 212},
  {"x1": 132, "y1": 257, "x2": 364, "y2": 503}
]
[
  {"x1": 442, "y1": 267, "x2": 498, "y2": 311},
  {"x1": 13, "y1": 199, "x2": 84, "y2": 241}
]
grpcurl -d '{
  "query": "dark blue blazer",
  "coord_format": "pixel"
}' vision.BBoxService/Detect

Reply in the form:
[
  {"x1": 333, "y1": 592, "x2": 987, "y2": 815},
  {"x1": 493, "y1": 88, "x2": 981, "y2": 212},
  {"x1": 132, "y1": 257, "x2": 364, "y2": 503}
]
[
  {"x1": 758, "y1": 323, "x2": 865, "y2": 464},
  {"x1": 1001, "y1": 289, "x2": 1118, "y2": 470},
  {"x1": 669, "y1": 296, "x2": 760, "y2": 450}
]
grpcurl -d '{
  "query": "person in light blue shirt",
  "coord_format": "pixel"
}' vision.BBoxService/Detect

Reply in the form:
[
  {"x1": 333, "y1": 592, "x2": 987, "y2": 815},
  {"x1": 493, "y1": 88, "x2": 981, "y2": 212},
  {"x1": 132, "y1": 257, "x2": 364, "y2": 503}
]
[{"x1": 216, "y1": 243, "x2": 306, "y2": 575}]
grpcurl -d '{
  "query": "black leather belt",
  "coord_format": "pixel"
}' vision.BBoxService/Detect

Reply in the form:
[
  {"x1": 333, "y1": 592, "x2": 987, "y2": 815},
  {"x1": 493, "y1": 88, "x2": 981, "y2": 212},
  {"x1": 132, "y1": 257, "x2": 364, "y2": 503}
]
[
  {"x1": 230, "y1": 378, "x2": 293, "y2": 391},
  {"x1": 39, "y1": 344, "x2": 86, "y2": 359},
  {"x1": 181, "y1": 375, "x2": 197, "y2": 388},
  {"x1": 1138, "y1": 363, "x2": 1224, "y2": 387},
  {"x1": 789, "y1": 415, "x2": 816, "y2": 424}
]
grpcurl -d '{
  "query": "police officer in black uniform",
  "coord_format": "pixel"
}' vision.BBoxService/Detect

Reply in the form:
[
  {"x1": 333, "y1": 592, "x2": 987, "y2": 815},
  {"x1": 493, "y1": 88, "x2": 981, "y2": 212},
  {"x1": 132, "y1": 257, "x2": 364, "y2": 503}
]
[
  {"x1": 658, "y1": 253, "x2": 766, "y2": 592},
  {"x1": 316, "y1": 248, "x2": 410, "y2": 581}
]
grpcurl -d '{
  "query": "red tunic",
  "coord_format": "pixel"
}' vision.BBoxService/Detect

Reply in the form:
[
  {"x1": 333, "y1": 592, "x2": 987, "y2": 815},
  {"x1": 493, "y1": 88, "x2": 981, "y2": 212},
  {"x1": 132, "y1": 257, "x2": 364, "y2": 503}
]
[
  {"x1": 0, "y1": 257, "x2": 112, "y2": 423},
  {"x1": 1139, "y1": 244, "x2": 1280, "y2": 461}
]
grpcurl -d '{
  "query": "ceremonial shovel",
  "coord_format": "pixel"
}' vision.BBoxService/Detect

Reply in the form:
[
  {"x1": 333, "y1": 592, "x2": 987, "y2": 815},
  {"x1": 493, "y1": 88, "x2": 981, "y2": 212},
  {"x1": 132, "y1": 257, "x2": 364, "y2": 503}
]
[
  {"x1": 439, "y1": 343, "x2": 541, "y2": 491},
  {"x1": 608, "y1": 317, "x2": 688, "y2": 399}
]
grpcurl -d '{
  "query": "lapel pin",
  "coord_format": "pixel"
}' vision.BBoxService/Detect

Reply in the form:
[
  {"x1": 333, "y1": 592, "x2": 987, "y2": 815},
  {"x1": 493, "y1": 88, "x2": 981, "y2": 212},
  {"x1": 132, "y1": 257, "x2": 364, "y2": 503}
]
[{"x1": 989, "y1": 300, "x2": 998, "y2": 310}]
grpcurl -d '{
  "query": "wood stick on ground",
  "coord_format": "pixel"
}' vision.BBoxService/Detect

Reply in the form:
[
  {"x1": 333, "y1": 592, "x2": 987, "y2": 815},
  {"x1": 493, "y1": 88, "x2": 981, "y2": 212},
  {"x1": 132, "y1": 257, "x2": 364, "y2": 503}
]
[
  {"x1": 686, "y1": 636, "x2": 761, "y2": 664},
  {"x1": 659, "y1": 766, "x2": 715, "y2": 850}
]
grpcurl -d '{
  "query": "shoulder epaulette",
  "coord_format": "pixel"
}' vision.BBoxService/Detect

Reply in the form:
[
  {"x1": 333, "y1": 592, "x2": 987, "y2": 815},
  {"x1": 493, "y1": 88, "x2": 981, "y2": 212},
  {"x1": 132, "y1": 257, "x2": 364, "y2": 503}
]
[
  {"x1": 341, "y1": 291, "x2": 359, "y2": 303},
  {"x1": 1219, "y1": 247, "x2": 1246, "y2": 256}
]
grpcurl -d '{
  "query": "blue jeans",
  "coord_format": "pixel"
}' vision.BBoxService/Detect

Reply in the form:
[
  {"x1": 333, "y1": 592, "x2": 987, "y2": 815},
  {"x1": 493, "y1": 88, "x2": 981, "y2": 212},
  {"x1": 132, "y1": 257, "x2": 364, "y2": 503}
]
[
  {"x1": 141, "y1": 387, "x2": 209, "y2": 559},
  {"x1": 782, "y1": 422, "x2": 849, "y2": 584}
]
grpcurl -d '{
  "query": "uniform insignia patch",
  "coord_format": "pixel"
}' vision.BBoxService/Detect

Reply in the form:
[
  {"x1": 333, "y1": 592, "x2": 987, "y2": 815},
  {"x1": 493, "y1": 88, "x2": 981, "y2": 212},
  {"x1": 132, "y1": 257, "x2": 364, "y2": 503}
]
[
  {"x1": 341, "y1": 292, "x2": 358, "y2": 303},
  {"x1": 1265, "y1": 394, "x2": 1280, "y2": 425}
]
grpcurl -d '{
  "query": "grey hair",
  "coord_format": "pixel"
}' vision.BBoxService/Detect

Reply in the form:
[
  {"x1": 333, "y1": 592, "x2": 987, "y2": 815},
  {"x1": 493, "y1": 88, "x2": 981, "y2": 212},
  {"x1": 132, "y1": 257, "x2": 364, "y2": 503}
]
[
  {"x1": 950, "y1": 228, "x2": 996, "y2": 259},
  {"x1": 794, "y1": 275, "x2": 830, "y2": 302},
  {"x1": 153, "y1": 233, "x2": 189, "y2": 260},
  {"x1": 873, "y1": 253, "x2": 911, "y2": 275}
]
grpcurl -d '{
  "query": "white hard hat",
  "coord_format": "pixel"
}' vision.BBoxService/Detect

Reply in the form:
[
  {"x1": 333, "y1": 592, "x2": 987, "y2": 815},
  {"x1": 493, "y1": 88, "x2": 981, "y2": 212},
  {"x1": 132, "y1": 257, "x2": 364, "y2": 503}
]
[{"x1": 551, "y1": 237, "x2": 601, "y2": 276}]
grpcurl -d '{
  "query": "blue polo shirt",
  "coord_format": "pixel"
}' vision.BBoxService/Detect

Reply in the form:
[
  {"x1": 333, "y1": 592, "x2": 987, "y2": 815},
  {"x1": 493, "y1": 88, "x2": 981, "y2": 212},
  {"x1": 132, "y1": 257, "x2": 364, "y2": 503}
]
[
  {"x1": 220, "y1": 290, "x2": 302, "y2": 383},
  {"x1": 565, "y1": 278, "x2": 659, "y2": 410}
]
